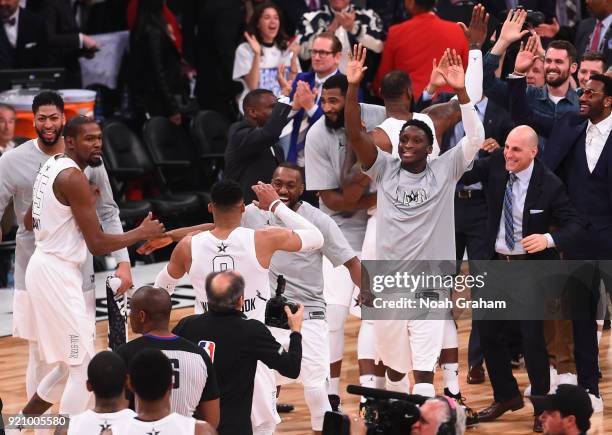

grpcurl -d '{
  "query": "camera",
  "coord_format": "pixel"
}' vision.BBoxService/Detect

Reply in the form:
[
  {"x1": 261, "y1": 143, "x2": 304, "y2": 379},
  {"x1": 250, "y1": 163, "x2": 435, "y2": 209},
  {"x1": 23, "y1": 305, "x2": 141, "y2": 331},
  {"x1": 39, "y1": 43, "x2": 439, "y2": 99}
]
[
  {"x1": 265, "y1": 275, "x2": 299, "y2": 329},
  {"x1": 322, "y1": 385, "x2": 425, "y2": 435}
]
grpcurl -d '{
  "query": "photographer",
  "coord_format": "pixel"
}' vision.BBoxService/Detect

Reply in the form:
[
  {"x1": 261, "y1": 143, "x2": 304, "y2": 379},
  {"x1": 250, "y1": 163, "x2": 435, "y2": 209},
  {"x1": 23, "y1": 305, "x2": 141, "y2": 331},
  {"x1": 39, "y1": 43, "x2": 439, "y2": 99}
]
[
  {"x1": 173, "y1": 271, "x2": 303, "y2": 435},
  {"x1": 410, "y1": 397, "x2": 466, "y2": 435}
]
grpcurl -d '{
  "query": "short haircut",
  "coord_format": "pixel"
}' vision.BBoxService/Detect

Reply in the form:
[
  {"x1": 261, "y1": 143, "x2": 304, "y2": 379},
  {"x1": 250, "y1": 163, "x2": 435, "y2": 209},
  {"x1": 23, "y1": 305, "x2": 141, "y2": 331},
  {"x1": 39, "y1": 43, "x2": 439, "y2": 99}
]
[
  {"x1": 380, "y1": 70, "x2": 412, "y2": 100},
  {"x1": 243, "y1": 88, "x2": 274, "y2": 113},
  {"x1": 414, "y1": 0, "x2": 435, "y2": 11},
  {"x1": 88, "y1": 351, "x2": 127, "y2": 399},
  {"x1": 581, "y1": 51, "x2": 606, "y2": 65},
  {"x1": 275, "y1": 162, "x2": 304, "y2": 184},
  {"x1": 129, "y1": 349, "x2": 172, "y2": 401},
  {"x1": 547, "y1": 40, "x2": 578, "y2": 64},
  {"x1": 205, "y1": 271, "x2": 245, "y2": 312},
  {"x1": 210, "y1": 179, "x2": 244, "y2": 210},
  {"x1": 322, "y1": 74, "x2": 348, "y2": 95},
  {"x1": 400, "y1": 119, "x2": 434, "y2": 146},
  {"x1": 63, "y1": 115, "x2": 98, "y2": 139},
  {"x1": 313, "y1": 32, "x2": 342, "y2": 54},
  {"x1": 589, "y1": 74, "x2": 612, "y2": 97},
  {"x1": 0, "y1": 103, "x2": 15, "y2": 114},
  {"x1": 32, "y1": 91, "x2": 64, "y2": 114}
]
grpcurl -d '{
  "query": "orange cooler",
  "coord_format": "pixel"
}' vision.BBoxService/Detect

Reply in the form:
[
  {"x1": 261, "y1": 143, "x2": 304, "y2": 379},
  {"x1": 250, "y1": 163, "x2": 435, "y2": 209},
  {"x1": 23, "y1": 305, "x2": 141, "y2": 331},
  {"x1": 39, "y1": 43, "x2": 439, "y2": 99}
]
[{"x1": 0, "y1": 88, "x2": 96, "y2": 138}]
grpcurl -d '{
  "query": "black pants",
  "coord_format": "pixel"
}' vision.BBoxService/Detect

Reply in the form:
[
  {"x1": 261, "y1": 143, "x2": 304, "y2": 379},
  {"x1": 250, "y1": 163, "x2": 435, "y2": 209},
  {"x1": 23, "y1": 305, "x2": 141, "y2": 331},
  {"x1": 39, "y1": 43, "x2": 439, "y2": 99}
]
[{"x1": 478, "y1": 319, "x2": 549, "y2": 407}]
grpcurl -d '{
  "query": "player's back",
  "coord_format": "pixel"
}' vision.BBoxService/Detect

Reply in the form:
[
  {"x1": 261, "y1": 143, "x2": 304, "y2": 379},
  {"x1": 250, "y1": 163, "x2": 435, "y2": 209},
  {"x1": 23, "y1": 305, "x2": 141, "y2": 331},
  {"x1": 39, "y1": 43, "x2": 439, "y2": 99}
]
[
  {"x1": 111, "y1": 412, "x2": 195, "y2": 435},
  {"x1": 31, "y1": 155, "x2": 87, "y2": 264},
  {"x1": 67, "y1": 408, "x2": 135, "y2": 434},
  {"x1": 188, "y1": 227, "x2": 270, "y2": 321}
]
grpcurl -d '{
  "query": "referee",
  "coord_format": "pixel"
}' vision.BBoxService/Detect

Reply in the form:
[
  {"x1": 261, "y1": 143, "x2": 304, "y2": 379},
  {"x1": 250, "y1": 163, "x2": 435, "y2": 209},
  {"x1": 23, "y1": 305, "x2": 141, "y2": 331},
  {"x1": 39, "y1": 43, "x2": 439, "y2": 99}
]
[{"x1": 174, "y1": 270, "x2": 303, "y2": 435}]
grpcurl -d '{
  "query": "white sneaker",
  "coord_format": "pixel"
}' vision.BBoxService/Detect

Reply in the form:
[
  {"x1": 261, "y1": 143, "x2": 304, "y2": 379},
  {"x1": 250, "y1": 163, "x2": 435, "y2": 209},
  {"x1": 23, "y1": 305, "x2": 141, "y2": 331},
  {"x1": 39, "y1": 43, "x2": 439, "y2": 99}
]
[
  {"x1": 557, "y1": 373, "x2": 578, "y2": 387},
  {"x1": 589, "y1": 393, "x2": 604, "y2": 413},
  {"x1": 524, "y1": 367, "x2": 558, "y2": 397}
]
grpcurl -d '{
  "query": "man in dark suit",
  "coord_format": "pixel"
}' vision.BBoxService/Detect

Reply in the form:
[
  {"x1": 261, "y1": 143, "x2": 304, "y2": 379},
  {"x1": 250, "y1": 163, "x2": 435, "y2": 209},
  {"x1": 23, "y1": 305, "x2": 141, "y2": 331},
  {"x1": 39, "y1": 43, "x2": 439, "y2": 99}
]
[
  {"x1": 225, "y1": 89, "x2": 292, "y2": 204},
  {"x1": 0, "y1": 0, "x2": 48, "y2": 69},
  {"x1": 508, "y1": 73, "x2": 612, "y2": 413},
  {"x1": 574, "y1": 0, "x2": 612, "y2": 65},
  {"x1": 26, "y1": 0, "x2": 99, "y2": 88},
  {"x1": 461, "y1": 125, "x2": 583, "y2": 432}
]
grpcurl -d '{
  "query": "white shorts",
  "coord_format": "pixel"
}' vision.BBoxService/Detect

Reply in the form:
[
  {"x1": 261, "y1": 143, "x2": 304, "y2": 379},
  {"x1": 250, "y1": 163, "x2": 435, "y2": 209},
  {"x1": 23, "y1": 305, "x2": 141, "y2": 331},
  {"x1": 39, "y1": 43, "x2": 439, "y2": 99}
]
[
  {"x1": 323, "y1": 251, "x2": 362, "y2": 318},
  {"x1": 251, "y1": 361, "x2": 280, "y2": 428},
  {"x1": 25, "y1": 251, "x2": 95, "y2": 366},
  {"x1": 374, "y1": 319, "x2": 444, "y2": 373},
  {"x1": 271, "y1": 319, "x2": 330, "y2": 387}
]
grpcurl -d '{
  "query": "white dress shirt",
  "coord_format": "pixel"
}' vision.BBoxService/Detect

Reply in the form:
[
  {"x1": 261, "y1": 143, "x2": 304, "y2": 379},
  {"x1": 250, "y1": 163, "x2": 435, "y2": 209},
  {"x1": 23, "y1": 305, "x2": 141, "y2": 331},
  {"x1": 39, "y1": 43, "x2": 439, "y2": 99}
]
[
  {"x1": 3, "y1": 8, "x2": 19, "y2": 48},
  {"x1": 585, "y1": 112, "x2": 612, "y2": 173}
]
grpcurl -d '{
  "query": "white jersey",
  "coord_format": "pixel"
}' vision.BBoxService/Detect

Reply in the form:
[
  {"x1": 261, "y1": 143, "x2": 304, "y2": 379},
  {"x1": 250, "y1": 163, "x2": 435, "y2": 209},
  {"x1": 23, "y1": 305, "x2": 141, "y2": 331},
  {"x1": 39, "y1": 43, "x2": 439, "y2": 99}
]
[
  {"x1": 188, "y1": 227, "x2": 270, "y2": 321},
  {"x1": 67, "y1": 409, "x2": 136, "y2": 435},
  {"x1": 376, "y1": 113, "x2": 440, "y2": 158},
  {"x1": 112, "y1": 413, "x2": 195, "y2": 435},
  {"x1": 31, "y1": 155, "x2": 87, "y2": 264}
]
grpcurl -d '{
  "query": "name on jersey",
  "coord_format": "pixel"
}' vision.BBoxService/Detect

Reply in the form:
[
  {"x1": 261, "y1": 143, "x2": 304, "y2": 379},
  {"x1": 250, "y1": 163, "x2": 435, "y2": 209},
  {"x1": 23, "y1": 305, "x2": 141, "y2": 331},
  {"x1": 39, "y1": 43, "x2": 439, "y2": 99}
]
[
  {"x1": 395, "y1": 187, "x2": 428, "y2": 207},
  {"x1": 200, "y1": 296, "x2": 263, "y2": 314}
]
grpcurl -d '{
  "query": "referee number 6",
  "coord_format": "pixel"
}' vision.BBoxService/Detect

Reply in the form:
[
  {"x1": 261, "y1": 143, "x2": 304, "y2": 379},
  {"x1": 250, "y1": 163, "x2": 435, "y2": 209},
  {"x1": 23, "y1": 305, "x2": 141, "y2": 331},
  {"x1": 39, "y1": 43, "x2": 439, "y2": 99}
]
[{"x1": 170, "y1": 358, "x2": 180, "y2": 389}]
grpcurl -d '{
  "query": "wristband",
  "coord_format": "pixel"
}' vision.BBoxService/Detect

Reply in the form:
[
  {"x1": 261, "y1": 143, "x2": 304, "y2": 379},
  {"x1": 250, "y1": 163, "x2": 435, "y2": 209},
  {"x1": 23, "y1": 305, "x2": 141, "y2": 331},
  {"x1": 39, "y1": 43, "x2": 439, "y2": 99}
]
[{"x1": 268, "y1": 199, "x2": 282, "y2": 212}]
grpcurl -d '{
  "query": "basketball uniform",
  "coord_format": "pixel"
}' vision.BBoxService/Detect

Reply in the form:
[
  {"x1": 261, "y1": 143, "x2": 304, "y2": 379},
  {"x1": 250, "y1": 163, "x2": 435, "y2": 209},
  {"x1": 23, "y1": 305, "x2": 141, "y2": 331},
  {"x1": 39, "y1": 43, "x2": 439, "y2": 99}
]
[
  {"x1": 111, "y1": 413, "x2": 195, "y2": 435},
  {"x1": 187, "y1": 227, "x2": 280, "y2": 428},
  {"x1": 67, "y1": 408, "x2": 135, "y2": 434}
]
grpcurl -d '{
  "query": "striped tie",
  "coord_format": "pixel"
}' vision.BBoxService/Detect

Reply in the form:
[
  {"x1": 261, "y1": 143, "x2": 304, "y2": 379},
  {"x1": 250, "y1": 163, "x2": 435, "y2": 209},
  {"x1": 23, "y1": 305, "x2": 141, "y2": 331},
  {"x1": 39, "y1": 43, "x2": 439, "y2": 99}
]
[{"x1": 504, "y1": 173, "x2": 517, "y2": 251}]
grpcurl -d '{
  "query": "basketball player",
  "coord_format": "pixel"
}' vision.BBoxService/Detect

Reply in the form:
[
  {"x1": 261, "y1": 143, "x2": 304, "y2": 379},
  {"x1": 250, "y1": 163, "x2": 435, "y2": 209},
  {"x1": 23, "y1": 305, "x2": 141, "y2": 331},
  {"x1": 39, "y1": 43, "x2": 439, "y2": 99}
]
[
  {"x1": 240, "y1": 163, "x2": 361, "y2": 434},
  {"x1": 154, "y1": 179, "x2": 323, "y2": 435},
  {"x1": 111, "y1": 349, "x2": 216, "y2": 435},
  {"x1": 16, "y1": 116, "x2": 164, "y2": 418},
  {"x1": 58, "y1": 351, "x2": 135, "y2": 435},
  {"x1": 0, "y1": 91, "x2": 133, "y2": 409},
  {"x1": 345, "y1": 45, "x2": 485, "y2": 398}
]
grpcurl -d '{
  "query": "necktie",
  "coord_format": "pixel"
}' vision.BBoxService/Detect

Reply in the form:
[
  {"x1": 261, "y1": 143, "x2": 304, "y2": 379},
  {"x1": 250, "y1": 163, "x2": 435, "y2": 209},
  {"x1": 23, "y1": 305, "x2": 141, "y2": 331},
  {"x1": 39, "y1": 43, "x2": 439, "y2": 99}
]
[
  {"x1": 504, "y1": 173, "x2": 517, "y2": 251},
  {"x1": 590, "y1": 20, "x2": 603, "y2": 52}
]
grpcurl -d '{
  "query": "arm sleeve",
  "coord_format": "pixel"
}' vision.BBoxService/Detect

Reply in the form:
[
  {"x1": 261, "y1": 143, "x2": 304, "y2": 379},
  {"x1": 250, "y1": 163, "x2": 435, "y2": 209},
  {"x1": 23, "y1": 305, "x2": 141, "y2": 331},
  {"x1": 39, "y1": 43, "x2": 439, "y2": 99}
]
[
  {"x1": 482, "y1": 51, "x2": 510, "y2": 107},
  {"x1": 319, "y1": 214, "x2": 356, "y2": 267},
  {"x1": 247, "y1": 320, "x2": 302, "y2": 379},
  {"x1": 232, "y1": 43, "x2": 254, "y2": 81},
  {"x1": 459, "y1": 102, "x2": 485, "y2": 167},
  {"x1": 507, "y1": 75, "x2": 554, "y2": 138},
  {"x1": 89, "y1": 165, "x2": 130, "y2": 264},
  {"x1": 465, "y1": 49, "x2": 483, "y2": 104},
  {"x1": 199, "y1": 350, "x2": 220, "y2": 401}
]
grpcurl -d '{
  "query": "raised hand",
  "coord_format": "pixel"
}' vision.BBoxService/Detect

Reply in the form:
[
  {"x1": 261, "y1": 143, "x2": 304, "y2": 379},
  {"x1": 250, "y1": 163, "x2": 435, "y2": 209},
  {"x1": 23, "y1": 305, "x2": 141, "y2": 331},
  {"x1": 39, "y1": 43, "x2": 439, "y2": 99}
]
[
  {"x1": 458, "y1": 3, "x2": 489, "y2": 49},
  {"x1": 427, "y1": 53, "x2": 450, "y2": 94},
  {"x1": 346, "y1": 43, "x2": 368, "y2": 85},
  {"x1": 499, "y1": 9, "x2": 529, "y2": 45},
  {"x1": 244, "y1": 31, "x2": 261, "y2": 56},
  {"x1": 296, "y1": 80, "x2": 317, "y2": 110},
  {"x1": 438, "y1": 48, "x2": 465, "y2": 91},
  {"x1": 514, "y1": 35, "x2": 539, "y2": 75}
]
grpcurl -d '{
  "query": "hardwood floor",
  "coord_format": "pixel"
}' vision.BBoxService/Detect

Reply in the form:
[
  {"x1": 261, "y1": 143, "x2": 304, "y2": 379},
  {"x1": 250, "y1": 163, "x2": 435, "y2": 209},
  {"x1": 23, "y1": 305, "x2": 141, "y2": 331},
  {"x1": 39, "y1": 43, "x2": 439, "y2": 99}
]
[{"x1": 1, "y1": 308, "x2": 610, "y2": 434}]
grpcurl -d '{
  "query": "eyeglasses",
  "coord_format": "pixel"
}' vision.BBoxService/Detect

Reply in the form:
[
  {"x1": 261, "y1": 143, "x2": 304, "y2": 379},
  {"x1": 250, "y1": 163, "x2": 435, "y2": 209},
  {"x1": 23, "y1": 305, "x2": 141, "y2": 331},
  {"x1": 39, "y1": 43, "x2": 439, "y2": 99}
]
[
  {"x1": 309, "y1": 49, "x2": 335, "y2": 57},
  {"x1": 580, "y1": 88, "x2": 605, "y2": 98}
]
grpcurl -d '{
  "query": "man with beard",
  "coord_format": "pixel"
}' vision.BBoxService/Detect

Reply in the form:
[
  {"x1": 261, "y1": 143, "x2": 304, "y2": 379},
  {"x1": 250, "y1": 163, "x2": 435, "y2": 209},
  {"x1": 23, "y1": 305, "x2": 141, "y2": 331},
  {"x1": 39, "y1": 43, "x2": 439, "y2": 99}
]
[
  {"x1": 304, "y1": 73, "x2": 386, "y2": 409},
  {"x1": 0, "y1": 91, "x2": 134, "y2": 420},
  {"x1": 482, "y1": 9, "x2": 579, "y2": 151}
]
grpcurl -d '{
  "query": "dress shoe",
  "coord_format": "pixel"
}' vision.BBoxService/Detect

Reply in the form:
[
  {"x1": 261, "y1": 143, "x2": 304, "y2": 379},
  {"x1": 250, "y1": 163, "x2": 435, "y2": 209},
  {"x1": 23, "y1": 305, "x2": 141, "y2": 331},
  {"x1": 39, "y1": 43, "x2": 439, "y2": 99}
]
[
  {"x1": 477, "y1": 396, "x2": 524, "y2": 422},
  {"x1": 533, "y1": 416, "x2": 543, "y2": 432},
  {"x1": 467, "y1": 364, "x2": 485, "y2": 384},
  {"x1": 276, "y1": 403, "x2": 294, "y2": 413}
]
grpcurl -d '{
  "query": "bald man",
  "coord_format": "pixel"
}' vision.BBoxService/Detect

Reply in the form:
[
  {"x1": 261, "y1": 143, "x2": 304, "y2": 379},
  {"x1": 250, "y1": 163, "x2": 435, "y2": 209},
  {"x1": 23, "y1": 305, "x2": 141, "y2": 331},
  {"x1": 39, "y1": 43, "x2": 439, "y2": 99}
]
[
  {"x1": 115, "y1": 286, "x2": 220, "y2": 428},
  {"x1": 460, "y1": 125, "x2": 584, "y2": 431}
]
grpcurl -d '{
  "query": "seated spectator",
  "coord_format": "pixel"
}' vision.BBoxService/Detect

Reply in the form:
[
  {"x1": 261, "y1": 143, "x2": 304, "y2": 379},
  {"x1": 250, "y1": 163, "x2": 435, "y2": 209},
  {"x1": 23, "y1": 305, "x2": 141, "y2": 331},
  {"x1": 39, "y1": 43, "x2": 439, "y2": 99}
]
[
  {"x1": 297, "y1": 0, "x2": 385, "y2": 72},
  {"x1": 0, "y1": 103, "x2": 15, "y2": 155},
  {"x1": 530, "y1": 385, "x2": 594, "y2": 435},
  {"x1": 116, "y1": 286, "x2": 220, "y2": 428},
  {"x1": 224, "y1": 89, "x2": 292, "y2": 204},
  {"x1": 373, "y1": 0, "x2": 468, "y2": 100},
  {"x1": 58, "y1": 351, "x2": 135, "y2": 435},
  {"x1": 128, "y1": 0, "x2": 191, "y2": 126},
  {"x1": 233, "y1": 2, "x2": 300, "y2": 112},
  {"x1": 0, "y1": 0, "x2": 48, "y2": 69},
  {"x1": 112, "y1": 349, "x2": 216, "y2": 435},
  {"x1": 577, "y1": 51, "x2": 606, "y2": 90}
]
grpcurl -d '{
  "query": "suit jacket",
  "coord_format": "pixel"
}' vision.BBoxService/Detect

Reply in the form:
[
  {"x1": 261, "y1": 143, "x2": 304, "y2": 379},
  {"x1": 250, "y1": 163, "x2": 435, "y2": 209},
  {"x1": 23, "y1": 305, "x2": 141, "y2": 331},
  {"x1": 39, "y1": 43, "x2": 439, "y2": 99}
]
[
  {"x1": 461, "y1": 151, "x2": 584, "y2": 260},
  {"x1": 225, "y1": 102, "x2": 292, "y2": 204},
  {"x1": 574, "y1": 17, "x2": 612, "y2": 66},
  {"x1": 0, "y1": 7, "x2": 48, "y2": 69}
]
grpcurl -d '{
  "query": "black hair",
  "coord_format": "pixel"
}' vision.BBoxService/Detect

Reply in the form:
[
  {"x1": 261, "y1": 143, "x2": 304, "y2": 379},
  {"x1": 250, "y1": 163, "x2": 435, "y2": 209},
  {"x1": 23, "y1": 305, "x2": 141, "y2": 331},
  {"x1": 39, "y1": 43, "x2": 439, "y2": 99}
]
[
  {"x1": 380, "y1": 71, "x2": 412, "y2": 100},
  {"x1": 63, "y1": 115, "x2": 98, "y2": 139},
  {"x1": 243, "y1": 88, "x2": 275, "y2": 113},
  {"x1": 246, "y1": 2, "x2": 289, "y2": 50},
  {"x1": 205, "y1": 271, "x2": 245, "y2": 312},
  {"x1": 548, "y1": 40, "x2": 578, "y2": 64},
  {"x1": 400, "y1": 119, "x2": 434, "y2": 146},
  {"x1": 589, "y1": 74, "x2": 612, "y2": 97},
  {"x1": 32, "y1": 91, "x2": 64, "y2": 114},
  {"x1": 0, "y1": 103, "x2": 15, "y2": 113},
  {"x1": 322, "y1": 74, "x2": 348, "y2": 95},
  {"x1": 129, "y1": 348, "x2": 172, "y2": 401},
  {"x1": 210, "y1": 179, "x2": 244, "y2": 210},
  {"x1": 88, "y1": 351, "x2": 127, "y2": 399},
  {"x1": 274, "y1": 162, "x2": 304, "y2": 184}
]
